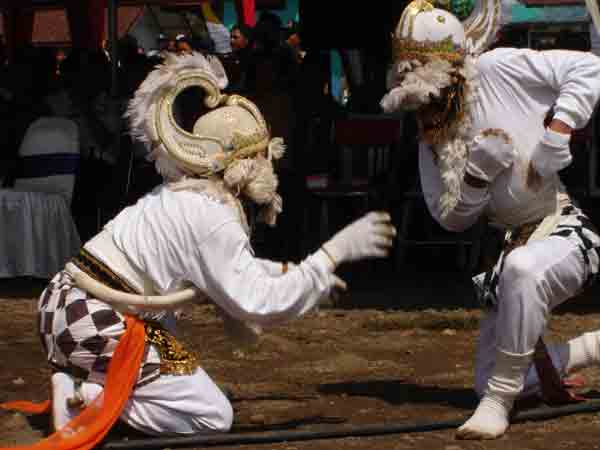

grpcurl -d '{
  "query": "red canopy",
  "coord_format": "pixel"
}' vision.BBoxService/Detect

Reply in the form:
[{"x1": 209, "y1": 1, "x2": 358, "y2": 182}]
[
  {"x1": 235, "y1": 0, "x2": 255, "y2": 26},
  {"x1": 0, "y1": 0, "x2": 256, "y2": 53}
]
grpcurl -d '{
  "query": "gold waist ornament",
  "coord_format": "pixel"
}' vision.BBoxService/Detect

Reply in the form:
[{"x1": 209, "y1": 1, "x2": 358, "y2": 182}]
[{"x1": 144, "y1": 322, "x2": 200, "y2": 376}]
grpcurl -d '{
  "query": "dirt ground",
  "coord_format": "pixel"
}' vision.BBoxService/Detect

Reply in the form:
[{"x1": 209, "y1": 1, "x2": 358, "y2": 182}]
[{"x1": 2, "y1": 266, "x2": 600, "y2": 450}]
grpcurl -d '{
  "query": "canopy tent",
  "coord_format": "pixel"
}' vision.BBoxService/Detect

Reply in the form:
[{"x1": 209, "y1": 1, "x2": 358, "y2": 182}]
[
  {"x1": 0, "y1": 6, "x2": 142, "y2": 46},
  {"x1": 0, "y1": 0, "x2": 255, "y2": 54}
]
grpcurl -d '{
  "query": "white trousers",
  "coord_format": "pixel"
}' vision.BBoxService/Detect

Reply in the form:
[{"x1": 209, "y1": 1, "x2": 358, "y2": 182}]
[
  {"x1": 82, "y1": 367, "x2": 233, "y2": 436},
  {"x1": 474, "y1": 236, "x2": 587, "y2": 397}
]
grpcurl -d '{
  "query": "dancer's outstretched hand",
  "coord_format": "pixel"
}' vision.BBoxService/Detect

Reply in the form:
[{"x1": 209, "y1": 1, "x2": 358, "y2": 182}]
[{"x1": 321, "y1": 211, "x2": 396, "y2": 268}]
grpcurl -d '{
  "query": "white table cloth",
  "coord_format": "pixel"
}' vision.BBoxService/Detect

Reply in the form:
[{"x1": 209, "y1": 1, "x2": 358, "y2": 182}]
[{"x1": 0, "y1": 189, "x2": 81, "y2": 279}]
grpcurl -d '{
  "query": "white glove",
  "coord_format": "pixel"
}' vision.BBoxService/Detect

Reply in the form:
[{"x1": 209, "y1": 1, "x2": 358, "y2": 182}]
[
  {"x1": 321, "y1": 211, "x2": 396, "y2": 267},
  {"x1": 466, "y1": 131, "x2": 516, "y2": 183},
  {"x1": 530, "y1": 128, "x2": 572, "y2": 178}
]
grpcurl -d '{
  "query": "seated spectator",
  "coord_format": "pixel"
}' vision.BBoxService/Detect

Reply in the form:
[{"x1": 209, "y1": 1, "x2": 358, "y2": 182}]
[{"x1": 231, "y1": 23, "x2": 254, "y2": 53}]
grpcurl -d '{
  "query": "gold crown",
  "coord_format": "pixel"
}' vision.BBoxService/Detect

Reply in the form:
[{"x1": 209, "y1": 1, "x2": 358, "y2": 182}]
[
  {"x1": 393, "y1": 36, "x2": 466, "y2": 63},
  {"x1": 393, "y1": 0, "x2": 466, "y2": 63}
]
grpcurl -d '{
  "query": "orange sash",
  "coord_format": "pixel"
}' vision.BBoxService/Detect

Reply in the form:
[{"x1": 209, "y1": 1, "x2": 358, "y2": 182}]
[{"x1": 0, "y1": 316, "x2": 145, "y2": 450}]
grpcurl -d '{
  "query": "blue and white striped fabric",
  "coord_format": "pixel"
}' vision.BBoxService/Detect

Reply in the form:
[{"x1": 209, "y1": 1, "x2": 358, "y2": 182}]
[{"x1": 14, "y1": 117, "x2": 79, "y2": 205}]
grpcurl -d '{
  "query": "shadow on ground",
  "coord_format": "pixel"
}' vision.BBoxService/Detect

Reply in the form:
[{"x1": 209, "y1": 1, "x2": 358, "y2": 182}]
[{"x1": 319, "y1": 380, "x2": 477, "y2": 410}]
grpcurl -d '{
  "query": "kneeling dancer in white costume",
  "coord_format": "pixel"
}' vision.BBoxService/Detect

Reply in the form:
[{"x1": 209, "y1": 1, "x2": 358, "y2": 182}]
[
  {"x1": 381, "y1": 0, "x2": 600, "y2": 440},
  {"x1": 4, "y1": 52, "x2": 396, "y2": 446}
]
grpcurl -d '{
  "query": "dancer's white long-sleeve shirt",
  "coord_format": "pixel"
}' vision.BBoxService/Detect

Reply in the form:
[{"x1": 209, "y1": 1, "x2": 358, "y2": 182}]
[
  {"x1": 420, "y1": 48, "x2": 600, "y2": 230},
  {"x1": 100, "y1": 186, "x2": 335, "y2": 327}
]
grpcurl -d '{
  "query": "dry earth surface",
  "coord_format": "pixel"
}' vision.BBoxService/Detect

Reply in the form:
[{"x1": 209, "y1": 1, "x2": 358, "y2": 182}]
[{"x1": 1, "y1": 269, "x2": 600, "y2": 450}]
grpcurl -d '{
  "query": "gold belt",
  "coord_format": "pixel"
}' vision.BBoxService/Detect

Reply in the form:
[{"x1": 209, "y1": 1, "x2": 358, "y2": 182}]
[
  {"x1": 70, "y1": 249, "x2": 200, "y2": 376},
  {"x1": 144, "y1": 322, "x2": 199, "y2": 375},
  {"x1": 72, "y1": 248, "x2": 138, "y2": 294}
]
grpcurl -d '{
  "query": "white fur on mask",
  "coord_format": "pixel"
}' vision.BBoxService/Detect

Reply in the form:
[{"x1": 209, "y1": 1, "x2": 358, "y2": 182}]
[
  {"x1": 381, "y1": 59, "x2": 455, "y2": 113},
  {"x1": 224, "y1": 155, "x2": 282, "y2": 226},
  {"x1": 381, "y1": 57, "x2": 480, "y2": 218}
]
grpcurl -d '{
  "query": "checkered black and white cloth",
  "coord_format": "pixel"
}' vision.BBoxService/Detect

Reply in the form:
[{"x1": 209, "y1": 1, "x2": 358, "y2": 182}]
[
  {"x1": 38, "y1": 271, "x2": 161, "y2": 387},
  {"x1": 474, "y1": 204, "x2": 600, "y2": 309}
]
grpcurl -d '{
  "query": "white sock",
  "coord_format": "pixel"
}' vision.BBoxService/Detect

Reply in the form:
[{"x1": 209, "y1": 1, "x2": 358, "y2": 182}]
[
  {"x1": 457, "y1": 349, "x2": 532, "y2": 440},
  {"x1": 457, "y1": 395, "x2": 511, "y2": 440},
  {"x1": 79, "y1": 381, "x2": 103, "y2": 406},
  {"x1": 557, "y1": 331, "x2": 600, "y2": 374},
  {"x1": 51, "y1": 373, "x2": 79, "y2": 432},
  {"x1": 51, "y1": 374, "x2": 104, "y2": 431}
]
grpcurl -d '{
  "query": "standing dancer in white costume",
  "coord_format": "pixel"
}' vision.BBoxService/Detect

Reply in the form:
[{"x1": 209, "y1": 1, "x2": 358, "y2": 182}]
[
  {"x1": 4, "y1": 52, "x2": 395, "y2": 447},
  {"x1": 381, "y1": 0, "x2": 600, "y2": 440}
]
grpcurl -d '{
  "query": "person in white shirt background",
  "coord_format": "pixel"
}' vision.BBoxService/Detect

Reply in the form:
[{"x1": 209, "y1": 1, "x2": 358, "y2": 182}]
[{"x1": 381, "y1": 0, "x2": 600, "y2": 440}]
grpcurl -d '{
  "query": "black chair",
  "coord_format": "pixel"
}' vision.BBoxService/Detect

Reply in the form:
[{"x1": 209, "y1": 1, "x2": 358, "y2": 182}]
[
  {"x1": 302, "y1": 114, "x2": 403, "y2": 252},
  {"x1": 395, "y1": 180, "x2": 485, "y2": 274}
]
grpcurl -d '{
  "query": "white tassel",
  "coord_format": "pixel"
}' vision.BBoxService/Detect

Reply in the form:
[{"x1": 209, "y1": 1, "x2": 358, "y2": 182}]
[
  {"x1": 223, "y1": 155, "x2": 282, "y2": 226},
  {"x1": 267, "y1": 137, "x2": 286, "y2": 161},
  {"x1": 243, "y1": 157, "x2": 279, "y2": 205},
  {"x1": 259, "y1": 193, "x2": 283, "y2": 226}
]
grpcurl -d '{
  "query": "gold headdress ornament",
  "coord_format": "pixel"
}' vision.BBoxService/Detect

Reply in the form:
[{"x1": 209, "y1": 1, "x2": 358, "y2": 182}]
[
  {"x1": 127, "y1": 52, "x2": 285, "y2": 234},
  {"x1": 392, "y1": 0, "x2": 502, "y2": 63},
  {"x1": 127, "y1": 52, "x2": 284, "y2": 178},
  {"x1": 393, "y1": 0, "x2": 466, "y2": 63},
  {"x1": 154, "y1": 75, "x2": 271, "y2": 176}
]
